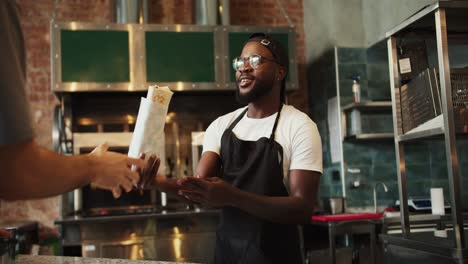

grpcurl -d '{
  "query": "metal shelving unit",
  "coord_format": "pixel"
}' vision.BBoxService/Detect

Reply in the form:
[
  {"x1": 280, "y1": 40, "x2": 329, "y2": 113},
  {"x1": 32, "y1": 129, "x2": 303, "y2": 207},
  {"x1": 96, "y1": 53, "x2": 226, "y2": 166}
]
[
  {"x1": 383, "y1": 1, "x2": 468, "y2": 263},
  {"x1": 341, "y1": 101, "x2": 394, "y2": 140},
  {"x1": 344, "y1": 133, "x2": 394, "y2": 141},
  {"x1": 341, "y1": 101, "x2": 393, "y2": 112}
]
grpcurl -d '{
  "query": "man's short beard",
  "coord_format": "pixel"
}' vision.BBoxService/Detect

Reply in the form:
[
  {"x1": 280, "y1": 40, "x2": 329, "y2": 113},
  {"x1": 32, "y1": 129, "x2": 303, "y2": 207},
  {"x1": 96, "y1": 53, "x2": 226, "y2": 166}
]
[{"x1": 235, "y1": 78, "x2": 275, "y2": 104}]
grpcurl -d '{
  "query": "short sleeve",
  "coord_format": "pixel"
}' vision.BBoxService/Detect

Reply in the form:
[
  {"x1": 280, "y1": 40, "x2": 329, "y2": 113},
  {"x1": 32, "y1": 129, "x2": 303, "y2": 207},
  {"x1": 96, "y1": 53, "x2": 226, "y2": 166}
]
[
  {"x1": 0, "y1": 1, "x2": 34, "y2": 146},
  {"x1": 202, "y1": 117, "x2": 223, "y2": 155},
  {"x1": 289, "y1": 119, "x2": 323, "y2": 173}
]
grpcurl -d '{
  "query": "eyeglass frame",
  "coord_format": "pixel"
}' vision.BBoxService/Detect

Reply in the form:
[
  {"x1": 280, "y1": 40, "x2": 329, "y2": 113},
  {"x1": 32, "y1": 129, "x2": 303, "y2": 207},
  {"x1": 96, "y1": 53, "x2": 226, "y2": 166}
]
[{"x1": 232, "y1": 54, "x2": 278, "y2": 71}]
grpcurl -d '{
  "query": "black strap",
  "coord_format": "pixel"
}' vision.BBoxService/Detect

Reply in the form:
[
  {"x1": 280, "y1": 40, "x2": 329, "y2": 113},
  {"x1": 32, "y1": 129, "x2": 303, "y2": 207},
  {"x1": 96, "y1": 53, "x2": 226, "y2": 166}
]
[
  {"x1": 227, "y1": 107, "x2": 249, "y2": 131},
  {"x1": 227, "y1": 104, "x2": 283, "y2": 140},
  {"x1": 269, "y1": 104, "x2": 283, "y2": 140}
]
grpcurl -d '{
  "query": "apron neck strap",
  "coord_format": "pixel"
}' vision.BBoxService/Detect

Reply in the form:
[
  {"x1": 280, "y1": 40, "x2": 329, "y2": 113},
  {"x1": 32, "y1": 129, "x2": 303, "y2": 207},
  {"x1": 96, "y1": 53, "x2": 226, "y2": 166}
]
[
  {"x1": 227, "y1": 107, "x2": 249, "y2": 131},
  {"x1": 227, "y1": 104, "x2": 284, "y2": 140},
  {"x1": 269, "y1": 104, "x2": 283, "y2": 140}
]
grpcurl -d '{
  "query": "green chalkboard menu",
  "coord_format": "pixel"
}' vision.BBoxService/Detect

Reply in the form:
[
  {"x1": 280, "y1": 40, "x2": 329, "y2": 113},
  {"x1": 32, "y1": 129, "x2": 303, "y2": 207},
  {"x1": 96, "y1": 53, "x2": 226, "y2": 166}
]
[
  {"x1": 146, "y1": 32, "x2": 215, "y2": 82},
  {"x1": 228, "y1": 32, "x2": 290, "y2": 82},
  {"x1": 61, "y1": 30, "x2": 130, "y2": 82}
]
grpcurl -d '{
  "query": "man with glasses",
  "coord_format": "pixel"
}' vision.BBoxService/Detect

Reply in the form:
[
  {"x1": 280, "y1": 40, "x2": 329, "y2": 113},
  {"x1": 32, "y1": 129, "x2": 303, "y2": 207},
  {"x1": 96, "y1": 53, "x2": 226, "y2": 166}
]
[{"x1": 177, "y1": 33, "x2": 322, "y2": 264}]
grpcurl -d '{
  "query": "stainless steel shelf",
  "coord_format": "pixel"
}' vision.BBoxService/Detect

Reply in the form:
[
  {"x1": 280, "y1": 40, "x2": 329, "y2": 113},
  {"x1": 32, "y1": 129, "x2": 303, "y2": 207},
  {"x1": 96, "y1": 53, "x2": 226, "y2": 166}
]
[
  {"x1": 386, "y1": 1, "x2": 468, "y2": 254},
  {"x1": 341, "y1": 101, "x2": 392, "y2": 112},
  {"x1": 385, "y1": 1, "x2": 468, "y2": 38},
  {"x1": 398, "y1": 127, "x2": 445, "y2": 142},
  {"x1": 345, "y1": 133, "x2": 394, "y2": 141}
]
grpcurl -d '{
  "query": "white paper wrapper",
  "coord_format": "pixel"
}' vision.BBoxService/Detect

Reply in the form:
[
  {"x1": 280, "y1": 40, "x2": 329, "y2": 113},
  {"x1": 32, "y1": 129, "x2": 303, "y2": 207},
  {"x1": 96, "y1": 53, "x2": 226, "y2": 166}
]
[{"x1": 128, "y1": 85, "x2": 173, "y2": 174}]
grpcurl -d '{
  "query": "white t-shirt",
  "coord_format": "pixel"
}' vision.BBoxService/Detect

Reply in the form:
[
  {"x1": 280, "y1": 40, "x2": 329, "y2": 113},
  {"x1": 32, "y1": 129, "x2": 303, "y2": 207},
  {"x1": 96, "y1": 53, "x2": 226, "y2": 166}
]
[{"x1": 203, "y1": 104, "x2": 322, "y2": 190}]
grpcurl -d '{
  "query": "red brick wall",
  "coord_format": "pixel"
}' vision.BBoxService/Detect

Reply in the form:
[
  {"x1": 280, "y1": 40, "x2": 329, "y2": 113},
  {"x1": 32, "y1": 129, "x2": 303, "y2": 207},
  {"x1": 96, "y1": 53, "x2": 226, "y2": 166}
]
[
  {"x1": 0, "y1": 0, "x2": 115, "y2": 228},
  {"x1": 149, "y1": 0, "x2": 194, "y2": 24},
  {"x1": 1, "y1": 0, "x2": 306, "y2": 228}
]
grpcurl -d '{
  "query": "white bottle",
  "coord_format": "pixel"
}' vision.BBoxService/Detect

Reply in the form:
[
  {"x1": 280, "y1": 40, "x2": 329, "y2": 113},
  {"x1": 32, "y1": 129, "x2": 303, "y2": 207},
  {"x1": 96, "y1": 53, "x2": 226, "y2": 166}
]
[
  {"x1": 352, "y1": 77, "x2": 361, "y2": 103},
  {"x1": 350, "y1": 109, "x2": 362, "y2": 135}
]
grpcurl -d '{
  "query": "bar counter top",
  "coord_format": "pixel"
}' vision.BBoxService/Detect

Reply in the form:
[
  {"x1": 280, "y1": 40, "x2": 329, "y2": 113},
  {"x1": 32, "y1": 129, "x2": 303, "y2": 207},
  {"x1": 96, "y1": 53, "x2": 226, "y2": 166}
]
[
  {"x1": 55, "y1": 208, "x2": 220, "y2": 224},
  {"x1": 17, "y1": 255, "x2": 199, "y2": 264}
]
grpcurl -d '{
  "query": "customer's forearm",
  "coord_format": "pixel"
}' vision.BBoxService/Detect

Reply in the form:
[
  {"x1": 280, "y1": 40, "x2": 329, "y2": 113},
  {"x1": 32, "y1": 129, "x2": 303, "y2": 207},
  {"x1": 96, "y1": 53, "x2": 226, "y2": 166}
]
[{"x1": 0, "y1": 140, "x2": 92, "y2": 200}]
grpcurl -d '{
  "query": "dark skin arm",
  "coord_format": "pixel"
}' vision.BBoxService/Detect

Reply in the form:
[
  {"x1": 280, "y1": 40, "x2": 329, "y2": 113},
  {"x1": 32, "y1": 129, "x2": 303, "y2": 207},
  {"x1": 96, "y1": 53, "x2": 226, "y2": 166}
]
[
  {"x1": 179, "y1": 152, "x2": 321, "y2": 224},
  {"x1": 147, "y1": 151, "x2": 221, "y2": 201}
]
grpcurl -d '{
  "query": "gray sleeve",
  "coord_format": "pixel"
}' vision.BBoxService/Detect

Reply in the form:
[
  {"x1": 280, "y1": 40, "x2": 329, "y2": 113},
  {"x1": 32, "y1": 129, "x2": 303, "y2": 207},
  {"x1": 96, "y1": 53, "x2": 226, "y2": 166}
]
[{"x1": 0, "y1": 0, "x2": 34, "y2": 146}]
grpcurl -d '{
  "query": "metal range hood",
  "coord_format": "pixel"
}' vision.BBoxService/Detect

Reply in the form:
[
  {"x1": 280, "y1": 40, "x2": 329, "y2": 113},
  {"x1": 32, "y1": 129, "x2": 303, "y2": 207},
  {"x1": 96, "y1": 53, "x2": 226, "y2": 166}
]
[{"x1": 51, "y1": 0, "x2": 298, "y2": 93}]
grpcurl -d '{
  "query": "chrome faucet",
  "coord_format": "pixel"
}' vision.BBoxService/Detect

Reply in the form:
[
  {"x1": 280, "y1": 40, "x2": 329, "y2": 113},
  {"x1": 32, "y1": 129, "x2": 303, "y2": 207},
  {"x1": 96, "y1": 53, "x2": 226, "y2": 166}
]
[{"x1": 373, "y1": 182, "x2": 388, "y2": 213}]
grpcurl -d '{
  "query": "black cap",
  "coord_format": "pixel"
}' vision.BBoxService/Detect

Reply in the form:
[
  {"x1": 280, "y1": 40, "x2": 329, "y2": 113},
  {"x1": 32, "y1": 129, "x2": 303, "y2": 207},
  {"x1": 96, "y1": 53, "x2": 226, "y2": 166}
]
[{"x1": 245, "y1": 32, "x2": 289, "y2": 71}]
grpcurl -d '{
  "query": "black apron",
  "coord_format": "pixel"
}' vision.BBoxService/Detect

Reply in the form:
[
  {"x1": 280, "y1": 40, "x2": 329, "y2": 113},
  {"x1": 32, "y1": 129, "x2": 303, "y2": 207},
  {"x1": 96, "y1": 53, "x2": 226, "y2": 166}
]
[{"x1": 213, "y1": 105, "x2": 303, "y2": 264}]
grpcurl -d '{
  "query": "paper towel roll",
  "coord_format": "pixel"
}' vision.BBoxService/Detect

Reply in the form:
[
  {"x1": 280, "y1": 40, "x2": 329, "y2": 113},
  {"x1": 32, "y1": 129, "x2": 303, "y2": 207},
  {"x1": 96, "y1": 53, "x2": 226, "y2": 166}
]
[{"x1": 430, "y1": 188, "x2": 445, "y2": 215}]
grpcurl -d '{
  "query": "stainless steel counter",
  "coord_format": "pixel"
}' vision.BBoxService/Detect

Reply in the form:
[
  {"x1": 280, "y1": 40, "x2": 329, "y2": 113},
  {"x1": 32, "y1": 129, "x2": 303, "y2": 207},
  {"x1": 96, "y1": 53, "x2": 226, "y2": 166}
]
[
  {"x1": 55, "y1": 209, "x2": 219, "y2": 262},
  {"x1": 17, "y1": 255, "x2": 199, "y2": 264},
  {"x1": 380, "y1": 230, "x2": 468, "y2": 264},
  {"x1": 55, "y1": 209, "x2": 220, "y2": 224}
]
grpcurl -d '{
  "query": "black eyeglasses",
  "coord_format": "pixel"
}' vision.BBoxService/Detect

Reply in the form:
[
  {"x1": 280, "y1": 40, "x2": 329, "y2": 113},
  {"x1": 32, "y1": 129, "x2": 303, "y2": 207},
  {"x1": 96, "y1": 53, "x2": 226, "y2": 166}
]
[{"x1": 232, "y1": 54, "x2": 277, "y2": 71}]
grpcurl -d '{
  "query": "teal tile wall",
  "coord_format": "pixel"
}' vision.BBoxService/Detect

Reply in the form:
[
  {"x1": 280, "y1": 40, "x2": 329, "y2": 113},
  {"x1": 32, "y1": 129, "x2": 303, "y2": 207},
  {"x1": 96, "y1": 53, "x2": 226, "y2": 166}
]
[
  {"x1": 309, "y1": 49, "x2": 344, "y2": 198},
  {"x1": 308, "y1": 43, "x2": 468, "y2": 210}
]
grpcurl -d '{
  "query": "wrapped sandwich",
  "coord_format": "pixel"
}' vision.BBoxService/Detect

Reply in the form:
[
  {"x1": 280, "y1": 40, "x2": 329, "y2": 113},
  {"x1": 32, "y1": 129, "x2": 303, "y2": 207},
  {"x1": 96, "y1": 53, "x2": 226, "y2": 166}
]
[{"x1": 128, "y1": 85, "x2": 173, "y2": 188}]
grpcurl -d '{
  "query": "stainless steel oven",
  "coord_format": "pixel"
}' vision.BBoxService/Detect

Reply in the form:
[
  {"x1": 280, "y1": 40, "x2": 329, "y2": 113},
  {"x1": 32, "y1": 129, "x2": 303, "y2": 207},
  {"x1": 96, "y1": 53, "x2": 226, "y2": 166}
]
[
  {"x1": 55, "y1": 93, "x2": 162, "y2": 217},
  {"x1": 71, "y1": 132, "x2": 157, "y2": 217}
]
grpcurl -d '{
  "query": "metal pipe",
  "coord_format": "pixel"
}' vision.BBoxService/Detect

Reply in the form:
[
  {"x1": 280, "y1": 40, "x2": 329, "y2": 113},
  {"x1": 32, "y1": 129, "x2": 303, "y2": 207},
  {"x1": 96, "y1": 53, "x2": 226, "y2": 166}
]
[
  {"x1": 435, "y1": 7, "x2": 465, "y2": 250},
  {"x1": 388, "y1": 36, "x2": 411, "y2": 236},
  {"x1": 195, "y1": 0, "x2": 217, "y2": 25},
  {"x1": 115, "y1": 0, "x2": 148, "y2": 24},
  {"x1": 373, "y1": 182, "x2": 388, "y2": 213},
  {"x1": 220, "y1": 0, "x2": 230, "y2": 25}
]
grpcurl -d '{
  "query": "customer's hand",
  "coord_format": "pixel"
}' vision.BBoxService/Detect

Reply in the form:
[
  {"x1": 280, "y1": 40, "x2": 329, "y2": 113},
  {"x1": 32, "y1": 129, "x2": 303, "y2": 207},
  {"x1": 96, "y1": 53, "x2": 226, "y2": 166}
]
[{"x1": 88, "y1": 143, "x2": 145, "y2": 198}]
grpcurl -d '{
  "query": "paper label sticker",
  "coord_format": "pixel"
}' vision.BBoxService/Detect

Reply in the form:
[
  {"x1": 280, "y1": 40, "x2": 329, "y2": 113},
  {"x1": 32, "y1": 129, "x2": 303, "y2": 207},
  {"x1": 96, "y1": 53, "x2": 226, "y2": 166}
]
[
  {"x1": 84, "y1": 245, "x2": 96, "y2": 252},
  {"x1": 399, "y1": 58, "x2": 412, "y2": 74}
]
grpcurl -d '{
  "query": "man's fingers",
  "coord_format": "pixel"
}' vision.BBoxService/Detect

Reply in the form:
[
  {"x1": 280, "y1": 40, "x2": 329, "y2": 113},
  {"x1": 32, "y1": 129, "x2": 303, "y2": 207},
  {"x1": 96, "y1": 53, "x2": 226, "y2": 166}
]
[
  {"x1": 179, "y1": 190, "x2": 205, "y2": 203},
  {"x1": 181, "y1": 177, "x2": 208, "y2": 190},
  {"x1": 112, "y1": 188, "x2": 122, "y2": 198},
  {"x1": 179, "y1": 181, "x2": 204, "y2": 192},
  {"x1": 97, "y1": 142, "x2": 109, "y2": 152},
  {"x1": 143, "y1": 167, "x2": 156, "y2": 188},
  {"x1": 179, "y1": 189, "x2": 204, "y2": 198},
  {"x1": 205, "y1": 177, "x2": 220, "y2": 182},
  {"x1": 148, "y1": 158, "x2": 160, "y2": 178},
  {"x1": 127, "y1": 170, "x2": 140, "y2": 186},
  {"x1": 127, "y1": 157, "x2": 146, "y2": 169},
  {"x1": 121, "y1": 180, "x2": 133, "y2": 193}
]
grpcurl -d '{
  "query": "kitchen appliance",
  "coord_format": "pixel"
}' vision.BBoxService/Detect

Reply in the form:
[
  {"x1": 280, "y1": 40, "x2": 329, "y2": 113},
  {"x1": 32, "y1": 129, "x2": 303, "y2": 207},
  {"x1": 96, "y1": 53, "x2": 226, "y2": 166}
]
[
  {"x1": 321, "y1": 197, "x2": 345, "y2": 215},
  {"x1": 55, "y1": 92, "x2": 235, "y2": 217},
  {"x1": 73, "y1": 132, "x2": 158, "y2": 217},
  {"x1": 400, "y1": 68, "x2": 468, "y2": 133},
  {"x1": 0, "y1": 235, "x2": 14, "y2": 264},
  {"x1": 54, "y1": 93, "x2": 161, "y2": 217},
  {"x1": 0, "y1": 221, "x2": 38, "y2": 264},
  {"x1": 400, "y1": 68, "x2": 441, "y2": 133},
  {"x1": 395, "y1": 198, "x2": 450, "y2": 212}
]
